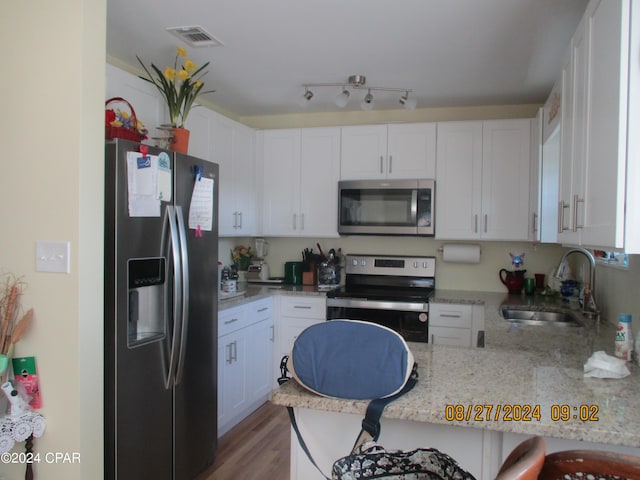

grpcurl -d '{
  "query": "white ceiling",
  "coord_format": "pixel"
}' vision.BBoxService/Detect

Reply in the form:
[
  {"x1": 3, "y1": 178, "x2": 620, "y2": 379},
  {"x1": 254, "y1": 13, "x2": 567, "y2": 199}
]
[{"x1": 106, "y1": 0, "x2": 588, "y2": 117}]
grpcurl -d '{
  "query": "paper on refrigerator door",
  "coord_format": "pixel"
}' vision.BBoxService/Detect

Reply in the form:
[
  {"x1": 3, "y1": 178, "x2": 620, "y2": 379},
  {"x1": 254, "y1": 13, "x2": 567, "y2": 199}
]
[
  {"x1": 188, "y1": 175, "x2": 214, "y2": 232},
  {"x1": 127, "y1": 151, "x2": 160, "y2": 217}
]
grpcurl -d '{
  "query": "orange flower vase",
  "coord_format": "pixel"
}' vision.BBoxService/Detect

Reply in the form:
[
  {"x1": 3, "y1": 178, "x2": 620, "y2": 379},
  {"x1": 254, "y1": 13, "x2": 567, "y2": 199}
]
[{"x1": 169, "y1": 127, "x2": 190, "y2": 154}]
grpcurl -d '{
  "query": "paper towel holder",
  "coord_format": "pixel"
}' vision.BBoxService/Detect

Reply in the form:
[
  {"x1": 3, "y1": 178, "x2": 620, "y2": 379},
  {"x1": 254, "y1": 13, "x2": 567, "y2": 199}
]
[{"x1": 438, "y1": 244, "x2": 482, "y2": 264}]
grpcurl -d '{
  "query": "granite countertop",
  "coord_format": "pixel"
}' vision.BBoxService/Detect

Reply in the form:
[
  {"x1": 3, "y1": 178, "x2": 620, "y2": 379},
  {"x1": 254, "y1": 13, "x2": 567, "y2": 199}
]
[{"x1": 271, "y1": 289, "x2": 640, "y2": 448}]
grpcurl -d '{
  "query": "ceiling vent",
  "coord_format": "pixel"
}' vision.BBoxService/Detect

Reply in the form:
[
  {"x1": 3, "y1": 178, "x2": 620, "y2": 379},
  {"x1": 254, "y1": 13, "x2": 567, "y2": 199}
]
[{"x1": 166, "y1": 26, "x2": 223, "y2": 48}]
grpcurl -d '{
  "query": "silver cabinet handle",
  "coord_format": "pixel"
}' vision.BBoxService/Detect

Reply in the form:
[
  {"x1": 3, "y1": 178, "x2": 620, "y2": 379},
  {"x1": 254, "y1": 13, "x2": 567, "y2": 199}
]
[
  {"x1": 257, "y1": 307, "x2": 269, "y2": 313},
  {"x1": 532, "y1": 212, "x2": 538, "y2": 235},
  {"x1": 572, "y1": 194, "x2": 584, "y2": 231},
  {"x1": 380, "y1": 156, "x2": 384, "y2": 174},
  {"x1": 558, "y1": 201, "x2": 569, "y2": 233},
  {"x1": 293, "y1": 305, "x2": 312, "y2": 309},
  {"x1": 231, "y1": 340, "x2": 237, "y2": 363},
  {"x1": 484, "y1": 214, "x2": 488, "y2": 233},
  {"x1": 238, "y1": 211, "x2": 243, "y2": 229},
  {"x1": 474, "y1": 214, "x2": 478, "y2": 233},
  {"x1": 440, "y1": 313, "x2": 462, "y2": 318},
  {"x1": 233, "y1": 212, "x2": 238, "y2": 229},
  {"x1": 389, "y1": 155, "x2": 393, "y2": 174},
  {"x1": 226, "y1": 343, "x2": 233, "y2": 364},
  {"x1": 224, "y1": 317, "x2": 239, "y2": 325}
]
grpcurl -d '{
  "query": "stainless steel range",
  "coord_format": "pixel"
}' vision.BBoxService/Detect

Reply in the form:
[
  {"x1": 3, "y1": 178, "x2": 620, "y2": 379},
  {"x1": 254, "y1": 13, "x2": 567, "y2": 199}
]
[{"x1": 326, "y1": 254, "x2": 435, "y2": 342}]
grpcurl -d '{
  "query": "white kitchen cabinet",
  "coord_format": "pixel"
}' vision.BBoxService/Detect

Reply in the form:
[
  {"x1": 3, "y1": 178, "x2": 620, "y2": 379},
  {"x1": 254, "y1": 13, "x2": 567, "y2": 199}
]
[
  {"x1": 528, "y1": 109, "x2": 543, "y2": 242},
  {"x1": 273, "y1": 295, "x2": 326, "y2": 387},
  {"x1": 213, "y1": 116, "x2": 257, "y2": 236},
  {"x1": 340, "y1": 123, "x2": 436, "y2": 180},
  {"x1": 260, "y1": 128, "x2": 340, "y2": 237},
  {"x1": 429, "y1": 303, "x2": 484, "y2": 348},
  {"x1": 218, "y1": 298, "x2": 273, "y2": 437},
  {"x1": 435, "y1": 119, "x2": 531, "y2": 241},
  {"x1": 556, "y1": 0, "x2": 640, "y2": 252}
]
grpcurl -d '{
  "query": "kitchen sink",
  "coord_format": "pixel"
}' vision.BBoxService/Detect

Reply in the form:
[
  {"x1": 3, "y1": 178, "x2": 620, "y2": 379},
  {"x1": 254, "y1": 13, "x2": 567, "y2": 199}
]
[{"x1": 500, "y1": 307, "x2": 582, "y2": 327}]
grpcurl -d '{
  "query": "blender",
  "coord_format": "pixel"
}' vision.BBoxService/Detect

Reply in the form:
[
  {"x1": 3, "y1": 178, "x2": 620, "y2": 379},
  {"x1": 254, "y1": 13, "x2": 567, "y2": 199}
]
[{"x1": 248, "y1": 238, "x2": 271, "y2": 281}]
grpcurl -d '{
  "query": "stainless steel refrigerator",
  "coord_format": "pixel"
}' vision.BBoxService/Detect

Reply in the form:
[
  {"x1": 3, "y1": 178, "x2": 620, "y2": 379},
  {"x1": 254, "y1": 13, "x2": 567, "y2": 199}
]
[{"x1": 104, "y1": 139, "x2": 218, "y2": 479}]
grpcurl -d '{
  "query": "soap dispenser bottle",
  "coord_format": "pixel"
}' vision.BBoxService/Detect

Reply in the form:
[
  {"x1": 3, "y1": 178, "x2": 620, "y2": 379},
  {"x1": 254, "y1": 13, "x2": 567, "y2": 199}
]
[{"x1": 615, "y1": 314, "x2": 633, "y2": 361}]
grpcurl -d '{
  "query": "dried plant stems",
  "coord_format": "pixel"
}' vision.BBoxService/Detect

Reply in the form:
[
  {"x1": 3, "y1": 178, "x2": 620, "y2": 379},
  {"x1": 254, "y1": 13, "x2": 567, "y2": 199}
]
[{"x1": 0, "y1": 285, "x2": 18, "y2": 355}]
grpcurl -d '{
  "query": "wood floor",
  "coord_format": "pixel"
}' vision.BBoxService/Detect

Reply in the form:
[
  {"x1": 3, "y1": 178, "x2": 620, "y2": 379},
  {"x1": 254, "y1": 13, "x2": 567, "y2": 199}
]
[{"x1": 198, "y1": 401, "x2": 291, "y2": 480}]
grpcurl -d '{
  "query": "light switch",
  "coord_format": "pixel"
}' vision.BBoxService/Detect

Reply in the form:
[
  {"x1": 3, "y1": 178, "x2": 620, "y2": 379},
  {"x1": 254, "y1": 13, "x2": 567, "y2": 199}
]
[{"x1": 35, "y1": 241, "x2": 70, "y2": 273}]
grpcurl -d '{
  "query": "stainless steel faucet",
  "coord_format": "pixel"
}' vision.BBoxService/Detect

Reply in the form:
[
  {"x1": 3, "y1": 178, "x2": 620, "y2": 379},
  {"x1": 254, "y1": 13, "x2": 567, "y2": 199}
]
[{"x1": 554, "y1": 247, "x2": 599, "y2": 317}]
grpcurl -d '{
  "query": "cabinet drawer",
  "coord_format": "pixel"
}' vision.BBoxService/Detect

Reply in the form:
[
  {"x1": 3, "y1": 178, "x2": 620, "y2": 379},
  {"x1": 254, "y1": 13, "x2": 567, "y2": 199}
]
[
  {"x1": 430, "y1": 326, "x2": 471, "y2": 347},
  {"x1": 218, "y1": 305, "x2": 248, "y2": 337},
  {"x1": 281, "y1": 295, "x2": 326, "y2": 319},
  {"x1": 429, "y1": 303, "x2": 472, "y2": 328},
  {"x1": 248, "y1": 297, "x2": 273, "y2": 322}
]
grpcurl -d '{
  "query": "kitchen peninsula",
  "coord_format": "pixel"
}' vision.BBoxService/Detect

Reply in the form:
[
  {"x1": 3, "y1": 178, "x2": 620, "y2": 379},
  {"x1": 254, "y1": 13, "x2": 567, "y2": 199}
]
[{"x1": 271, "y1": 291, "x2": 640, "y2": 480}]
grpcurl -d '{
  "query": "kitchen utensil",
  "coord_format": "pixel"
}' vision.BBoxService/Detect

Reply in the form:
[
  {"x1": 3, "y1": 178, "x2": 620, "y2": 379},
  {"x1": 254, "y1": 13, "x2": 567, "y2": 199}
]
[{"x1": 499, "y1": 269, "x2": 526, "y2": 294}]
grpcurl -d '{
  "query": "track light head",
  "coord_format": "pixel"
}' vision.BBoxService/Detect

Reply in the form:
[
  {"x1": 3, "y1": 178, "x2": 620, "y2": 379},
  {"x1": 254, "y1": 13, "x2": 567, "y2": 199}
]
[
  {"x1": 297, "y1": 88, "x2": 314, "y2": 107},
  {"x1": 361, "y1": 90, "x2": 374, "y2": 111},
  {"x1": 400, "y1": 92, "x2": 417, "y2": 111},
  {"x1": 335, "y1": 88, "x2": 350, "y2": 108},
  {"x1": 303, "y1": 89, "x2": 314, "y2": 101}
]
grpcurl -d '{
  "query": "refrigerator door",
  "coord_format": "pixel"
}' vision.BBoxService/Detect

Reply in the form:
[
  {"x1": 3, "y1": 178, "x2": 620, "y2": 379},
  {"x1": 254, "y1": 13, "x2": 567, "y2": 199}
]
[
  {"x1": 105, "y1": 140, "x2": 175, "y2": 480},
  {"x1": 172, "y1": 152, "x2": 218, "y2": 479}
]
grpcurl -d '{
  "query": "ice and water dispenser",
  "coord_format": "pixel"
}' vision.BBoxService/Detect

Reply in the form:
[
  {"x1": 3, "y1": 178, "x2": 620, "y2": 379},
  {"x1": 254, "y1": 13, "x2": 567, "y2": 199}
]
[{"x1": 128, "y1": 258, "x2": 166, "y2": 347}]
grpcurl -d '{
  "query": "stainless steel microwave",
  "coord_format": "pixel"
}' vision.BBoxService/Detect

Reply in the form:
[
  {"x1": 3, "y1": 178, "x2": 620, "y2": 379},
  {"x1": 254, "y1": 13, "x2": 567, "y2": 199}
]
[{"x1": 338, "y1": 179, "x2": 435, "y2": 236}]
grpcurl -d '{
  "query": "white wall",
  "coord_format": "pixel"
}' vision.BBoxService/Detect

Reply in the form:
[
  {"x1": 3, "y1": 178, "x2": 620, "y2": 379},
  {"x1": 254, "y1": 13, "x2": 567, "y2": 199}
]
[{"x1": 0, "y1": 1, "x2": 105, "y2": 478}]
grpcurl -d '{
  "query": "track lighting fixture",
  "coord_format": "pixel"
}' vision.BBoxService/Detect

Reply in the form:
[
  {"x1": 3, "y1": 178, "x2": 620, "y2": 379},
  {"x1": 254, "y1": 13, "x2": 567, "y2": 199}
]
[
  {"x1": 335, "y1": 88, "x2": 350, "y2": 108},
  {"x1": 299, "y1": 74, "x2": 416, "y2": 111},
  {"x1": 361, "y1": 90, "x2": 374, "y2": 111},
  {"x1": 297, "y1": 88, "x2": 314, "y2": 107},
  {"x1": 399, "y1": 92, "x2": 417, "y2": 111}
]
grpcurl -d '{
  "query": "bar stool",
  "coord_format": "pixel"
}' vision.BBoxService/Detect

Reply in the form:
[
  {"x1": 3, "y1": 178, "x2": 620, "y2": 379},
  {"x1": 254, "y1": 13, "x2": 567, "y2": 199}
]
[
  {"x1": 496, "y1": 436, "x2": 547, "y2": 480},
  {"x1": 539, "y1": 449, "x2": 640, "y2": 479}
]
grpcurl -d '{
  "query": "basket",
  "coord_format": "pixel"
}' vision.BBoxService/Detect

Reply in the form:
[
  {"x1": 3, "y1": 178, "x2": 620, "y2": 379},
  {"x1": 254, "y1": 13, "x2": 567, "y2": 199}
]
[{"x1": 105, "y1": 97, "x2": 148, "y2": 142}]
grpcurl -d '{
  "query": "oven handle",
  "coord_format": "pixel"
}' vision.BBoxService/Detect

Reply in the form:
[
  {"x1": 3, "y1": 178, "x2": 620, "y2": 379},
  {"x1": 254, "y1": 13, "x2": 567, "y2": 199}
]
[{"x1": 326, "y1": 297, "x2": 429, "y2": 313}]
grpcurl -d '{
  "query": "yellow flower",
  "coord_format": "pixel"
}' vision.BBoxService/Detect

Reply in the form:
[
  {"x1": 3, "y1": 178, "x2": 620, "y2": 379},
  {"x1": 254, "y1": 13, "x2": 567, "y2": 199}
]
[
  {"x1": 118, "y1": 110, "x2": 130, "y2": 120},
  {"x1": 110, "y1": 120, "x2": 123, "y2": 127},
  {"x1": 163, "y1": 67, "x2": 176, "y2": 81},
  {"x1": 195, "y1": 80, "x2": 202, "y2": 88},
  {"x1": 184, "y1": 59, "x2": 197, "y2": 73},
  {"x1": 177, "y1": 69, "x2": 190, "y2": 82},
  {"x1": 176, "y1": 46, "x2": 187, "y2": 57}
]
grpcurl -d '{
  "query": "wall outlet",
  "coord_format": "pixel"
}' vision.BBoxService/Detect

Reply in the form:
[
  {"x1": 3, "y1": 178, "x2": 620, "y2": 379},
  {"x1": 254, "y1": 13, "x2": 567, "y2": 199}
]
[{"x1": 35, "y1": 241, "x2": 70, "y2": 273}]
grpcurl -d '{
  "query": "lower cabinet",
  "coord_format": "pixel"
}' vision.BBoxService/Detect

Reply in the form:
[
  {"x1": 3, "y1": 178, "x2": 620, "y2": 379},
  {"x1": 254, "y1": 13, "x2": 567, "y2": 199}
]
[
  {"x1": 429, "y1": 302, "x2": 485, "y2": 347},
  {"x1": 274, "y1": 295, "x2": 326, "y2": 388},
  {"x1": 217, "y1": 298, "x2": 274, "y2": 436}
]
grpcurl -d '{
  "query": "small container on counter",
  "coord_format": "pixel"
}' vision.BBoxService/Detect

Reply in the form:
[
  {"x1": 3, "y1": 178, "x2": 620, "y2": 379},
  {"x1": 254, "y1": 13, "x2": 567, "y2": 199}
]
[{"x1": 615, "y1": 313, "x2": 633, "y2": 361}]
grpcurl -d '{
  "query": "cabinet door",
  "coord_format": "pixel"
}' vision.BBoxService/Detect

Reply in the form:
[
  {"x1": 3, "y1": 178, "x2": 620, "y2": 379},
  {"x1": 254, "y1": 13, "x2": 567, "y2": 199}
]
[
  {"x1": 529, "y1": 109, "x2": 542, "y2": 242},
  {"x1": 430, "y1": 326, "x2": 472, "y2": 347},
  {"x1": 214, "y1": 118, "x2": 236, "y2": 235},
  {"x1": 387, "y1": 123, "x2": 436, "y2": 179},
  {"x1": 233, "y1": 123, "x2": 257, "y2": 236},
  {"x1": 262, "y1": 129, "x2": 301, "y2": 235},
  {"x1": 481, "y1": 119, "x2": 531, "y2": 241},
  {"x1": 340, "y1": 125, "x2": 388, "y2": 180},
  {"x1": 217, "y1": 330, "x2": 248, "y2": 432},
  {"x1": 435, "y1": 121, "x2": 483, "y2": 240},
  {"x1": 300, "y1": 128, "x2": 341, "y2": 237},
  {"x1": 248, "y1": 317, "x2": 274, "y2": 401},
  {"x1": 582, "y1": 0, "x2": 628, "y2": 248}
]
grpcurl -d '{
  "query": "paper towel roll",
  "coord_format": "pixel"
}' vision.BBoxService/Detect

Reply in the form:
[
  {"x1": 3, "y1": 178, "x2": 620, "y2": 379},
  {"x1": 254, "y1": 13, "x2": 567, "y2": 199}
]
[{"x1": 441, "y1": 244, "x2": 481, "y2": 264}]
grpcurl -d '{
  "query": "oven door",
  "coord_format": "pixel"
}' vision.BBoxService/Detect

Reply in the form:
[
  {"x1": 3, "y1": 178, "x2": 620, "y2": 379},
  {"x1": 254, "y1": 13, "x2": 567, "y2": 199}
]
[{"x1": 326, "y1": 298, "x2": 429, "y2": 343}]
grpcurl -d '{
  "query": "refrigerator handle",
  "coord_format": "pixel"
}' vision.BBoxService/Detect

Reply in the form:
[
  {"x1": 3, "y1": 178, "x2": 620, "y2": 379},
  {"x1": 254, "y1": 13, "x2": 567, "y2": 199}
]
[
  {"x1": 173, "y1": 206, "x2": 190, "y2": 385},
  {"x1": 162, "y1": 205, "x2": 183, "y2": 390}
]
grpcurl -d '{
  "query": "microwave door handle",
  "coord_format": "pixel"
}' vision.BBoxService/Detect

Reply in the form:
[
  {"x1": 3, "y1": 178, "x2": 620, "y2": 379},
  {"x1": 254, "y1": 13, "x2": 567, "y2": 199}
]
[{"x1": 411, "y1": 189, "x2": 418, "y2": 225}]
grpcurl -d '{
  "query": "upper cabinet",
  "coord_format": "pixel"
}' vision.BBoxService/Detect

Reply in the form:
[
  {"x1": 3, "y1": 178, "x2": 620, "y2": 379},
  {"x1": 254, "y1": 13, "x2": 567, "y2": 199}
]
[
  {"x1": 213, "y1": 116, "x2": 257, "y2": 236},
  {"x1": 340, "y1": 123, "x2": 436, "y2": 180},
  {"x1": 556, "y1": 0, "x2": 640, "y2": 252},
  {"x1": 260, "y1": 127, "x2": 340, "y2": 237},
  {"x1": 435, "y1": 119, "x2": 532, "y2": 241}
]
